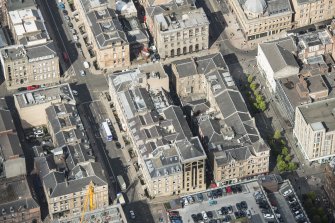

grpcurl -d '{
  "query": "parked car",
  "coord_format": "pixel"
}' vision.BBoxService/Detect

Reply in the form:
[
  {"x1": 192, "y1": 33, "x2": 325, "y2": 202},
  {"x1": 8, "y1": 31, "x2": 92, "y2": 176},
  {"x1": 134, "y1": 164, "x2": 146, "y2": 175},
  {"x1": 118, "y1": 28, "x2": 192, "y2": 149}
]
[
  {"x1": 206, "y1": 211, "x2": 213, "y2": 219},
  {"x1": 191, "y1": 214, "x2": 198, "y2": 222},
  {"x1": 196, "y1": 213, "x2": 203, "y2": 221},
  {"x1": 264, "y1": 213, "x2": 274, "y2": 219},
  {"x1": 282, "y1": 189, "x2": 293, "y2": 197},
  {"x1": 183, "y1": 197, "x2": 189, "y2": 206},
  {"x1": 80, "y1": 70, "x2": 86, "y2": 76},
  {"x1": 197, "y1": 193, "x2": 204, "y2": 202},
  {"x1": 129, "y1": 210, "x2": 135, "y2": 219},
  {"x1": 72, "y1": 90, "x2": 78, "y2": 96},
  {"x1": 227, "y1": 205, "x2": 233, "y2": 214},
  {"x1": 201, "y1": 211, "x2": 208, "y2": 221},
  {"x1": 18, "y1": 87, "x2": 27, "y2": 91},
  {"x1": 241, "y1": 201, "x2": 248, "y2": 210},
  {"x1": 187, "y1": 195, "x2": 194, "y2": 204},
  {"x1": 247, "y1": 210, "x2": 252, "y2": 219}
]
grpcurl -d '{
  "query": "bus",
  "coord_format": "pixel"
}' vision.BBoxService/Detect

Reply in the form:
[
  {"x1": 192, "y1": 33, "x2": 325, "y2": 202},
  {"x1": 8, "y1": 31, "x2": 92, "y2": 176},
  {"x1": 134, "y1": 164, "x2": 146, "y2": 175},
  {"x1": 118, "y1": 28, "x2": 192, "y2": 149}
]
[{"x1": 102, "y1": 121, "x2": 113, "y2": 141}]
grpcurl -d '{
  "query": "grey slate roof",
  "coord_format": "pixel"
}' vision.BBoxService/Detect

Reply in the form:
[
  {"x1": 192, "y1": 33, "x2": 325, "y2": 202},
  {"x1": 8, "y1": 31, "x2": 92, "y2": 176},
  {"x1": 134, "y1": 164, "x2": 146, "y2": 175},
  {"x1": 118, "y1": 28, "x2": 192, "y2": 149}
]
[
  {"x1": 0, "y1": 109, "x2": 15, "y2": 133},
  {"x1": 0, "y1": 177, "x2": 39, "y2": 216},
  {"x1": 0, "y1": 134, "x2": 23, "y2": 160},
  {"x1": 7, "y1": 0, "x2": 36, "y2": 11},
  {"x1": 43, "y1": 162, "x2": 107, "y2": 198},
  {"x1": 175, "y1": 137, "x2": 206, "y2": 162},
  {"x1": 259, "y1": 42, "x2": 299, "y2": 73},
  {"x1": 26, "y1": 41, "x2": 57, "y2": 59},
  {"x1": 87, "y1": 8, "x2": 128, "y2": 48}
]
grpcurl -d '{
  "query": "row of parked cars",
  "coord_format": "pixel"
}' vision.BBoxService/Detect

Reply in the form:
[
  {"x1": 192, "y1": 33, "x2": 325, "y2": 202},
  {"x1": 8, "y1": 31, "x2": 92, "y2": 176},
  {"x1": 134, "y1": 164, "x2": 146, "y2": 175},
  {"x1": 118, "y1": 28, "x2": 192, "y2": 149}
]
[
  {"x1": 182, "y1": 184, "x2": 243, "y2": 207},
  {"x1": 168, "y1": 211, "x2": 182, "y2": 223},
  {"x1": 253, "y1": 191, "x2": 281, "y2": 222},
  {"x1": 282, "y1": 189, "x2": 307, "y2": 223}
]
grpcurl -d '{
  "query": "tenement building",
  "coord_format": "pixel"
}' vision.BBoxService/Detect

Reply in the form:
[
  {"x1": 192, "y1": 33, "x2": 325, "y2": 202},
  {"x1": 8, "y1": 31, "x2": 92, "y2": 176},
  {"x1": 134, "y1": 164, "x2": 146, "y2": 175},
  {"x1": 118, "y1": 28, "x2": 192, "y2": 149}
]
[
  {"x1": 0, "y1": 176, "x2": 41, "y2": 223},
  {"x1": 294, "y1": 97, "x2": 335, "y2": 164},
  {"x1": 171, "y1": 53, "x2": 270, "y2": 185},
  {"x1": 226, "y1": 0, "x2": 293, "y2": 41},
  {"x1": 108, "y1": 63, "x2": 207, "y2": 197},
  {"x1": 0, "y1": 42, "x2": 60, "y2": 90},
  {"x1": 0, "y1": 99, "x2": 26, "y2": 179},
  {"x1": 153, "y1": 6, "x2": 209, "y2": 58},
  {"x1": 291, "y1": 0, "x2": 335, "y2": 28},
  {"x1": 34, "y1": 101, "x2": 107, "y2": 220},
  {"x1": 14, "y1": 83, "x2": 75, "y2": 129},
  {"x1": 7, "y1": 4, "x2": 50, "y2": 46},
  {"x1": 74, "y1": 0, "x2": 130, "y2": 69}
]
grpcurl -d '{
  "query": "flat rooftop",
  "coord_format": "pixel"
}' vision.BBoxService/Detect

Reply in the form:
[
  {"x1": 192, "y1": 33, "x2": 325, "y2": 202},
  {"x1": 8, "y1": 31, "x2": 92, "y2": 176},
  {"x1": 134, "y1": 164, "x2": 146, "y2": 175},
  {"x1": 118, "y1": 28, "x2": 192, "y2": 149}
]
[
  {"x1": 298, "y1": 97, "x2": 335, "y2": 132},
  {"x1": 52, "y1": 204, "x2": 127, "y2": 223},
  {"x1": 14, "y1": 83, "x2": 75, "y2": 108},
  {"x1": 155, "y1": 7, "x2": 209, "y2": 32}
]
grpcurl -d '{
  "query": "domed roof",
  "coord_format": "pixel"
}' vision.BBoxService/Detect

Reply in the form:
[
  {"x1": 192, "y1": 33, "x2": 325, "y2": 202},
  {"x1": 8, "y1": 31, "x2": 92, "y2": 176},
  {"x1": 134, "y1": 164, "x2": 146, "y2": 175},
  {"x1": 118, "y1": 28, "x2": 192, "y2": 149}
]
[{"x1": 244, "y1": 0, "x2": 267, "y2": 14}]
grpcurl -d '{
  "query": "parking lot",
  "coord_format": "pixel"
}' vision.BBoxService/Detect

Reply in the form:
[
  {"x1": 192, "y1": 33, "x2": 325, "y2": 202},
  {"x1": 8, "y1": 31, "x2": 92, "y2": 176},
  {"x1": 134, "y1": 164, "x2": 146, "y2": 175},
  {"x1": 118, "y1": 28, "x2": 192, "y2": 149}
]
[{"x1": 172, "y1": 181, "x2": 270, "y2": 223}]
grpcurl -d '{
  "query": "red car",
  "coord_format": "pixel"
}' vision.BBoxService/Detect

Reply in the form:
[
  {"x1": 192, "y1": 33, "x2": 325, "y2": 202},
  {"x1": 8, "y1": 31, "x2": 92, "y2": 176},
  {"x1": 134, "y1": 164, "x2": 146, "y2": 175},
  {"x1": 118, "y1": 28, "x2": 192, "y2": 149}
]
[
  {"x1": 63, "y1": 52, "x2": 69, "y2": 62},
  {"x1": 226, "y1": 186, "x2": 232, "y2": 194},
  {"x1": 27, "y1": 85, "x2": 40, "y2": 90}
]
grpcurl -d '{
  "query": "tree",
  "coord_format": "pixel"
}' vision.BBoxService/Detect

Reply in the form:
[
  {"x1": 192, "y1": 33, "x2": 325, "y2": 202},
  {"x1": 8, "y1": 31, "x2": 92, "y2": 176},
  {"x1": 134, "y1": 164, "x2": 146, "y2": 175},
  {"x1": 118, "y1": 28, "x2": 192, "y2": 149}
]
[
  {"x1": 281, "y1": 147, "x2": 289, "y2": 156},
  {"x1": 277, "y1": 160, "x2": 287, "y2": 172},
  {"x1": 256, "y1": 94, "x2": 263, "y2": 104},
  {"x1": 307, "y1": 191, "x2": 317, "y2": 201},
  {"x1": 287, "y1": 162, "x2": 297, "y2": 171},
  {"x1": 258, "y1": 101, "x2": 266, "y2": 111},
  {"x1": 273, "y1": 130, "x2": 281, "y2": 140},
  {"x1": 277, "y1": 154, "x2": 283, "y2": 163},
  {"x1": 250, "y1": 83, "x2": 257, "y2": 91},
  {"x1": 247, "y1": 75, "x2": 254, "y2": 83},
  {"x1": 285, "y1": 154, "x2": 292, "y2": 162}
]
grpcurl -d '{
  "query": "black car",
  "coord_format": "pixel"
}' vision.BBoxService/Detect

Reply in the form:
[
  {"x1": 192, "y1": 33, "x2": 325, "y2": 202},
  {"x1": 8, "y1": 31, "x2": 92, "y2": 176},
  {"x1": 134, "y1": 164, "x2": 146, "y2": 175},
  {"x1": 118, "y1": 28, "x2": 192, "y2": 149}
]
[
  {"x1": 191, "y1": 214, "x2": 198, "y2": 222},
  {"x1": 298, "y1": 30, "x2": 307, "y2": 35},
  {"x1": 236, "y1": 202, "x2": 242, "y2": 210},
  {"x1": 207, "y1": 211, "x2": 213, "y2": 218},
  {"x1": 68, "y1": 22, "x2": 73, "y2": 28},
  {"x1": 62, "y1": 10, "x2": 68, "y2": 15},
  {"x1": 221, "y1": 206, "x2": 228, "y2": 214},
  {"x1": 212, "y1": 190, "x2": 218, "y2": 198},
  {"x1": 207, "y1": 191, "x2": 213, "y2": 199},
  {"x1": 216, "y1": 188, "x2": 223, "y2": 197},
  {"x1": 241, "y1": 201, "x2": 248, "y2": 210},
  {"x1": 224, "y1": 215, "x2": 232, "y2": 222},
  {"x1": 197, "y1": 193, "x2": 204, "y2": 201},
  {"x1": 197, "y1": 213, "x2": 203, "y2": 221},
  {"x1": 231, "y1": 185, "x2": 237, "y2": 193},
  {"x1": 18, "y1": 87, "x2": 27, "y2": 91},
  {"x1": 308, "y1": 27, "x2": 316, "y2": 32},
  {"x1": 227, "y1": 205, "x2": 233, "y2": 213},
  {"x1": 234, "y1": 211, "x2": 240, "y2": 218},
  {"x1": 236, "y1": 184, "x2": 242, "y2": 192}
]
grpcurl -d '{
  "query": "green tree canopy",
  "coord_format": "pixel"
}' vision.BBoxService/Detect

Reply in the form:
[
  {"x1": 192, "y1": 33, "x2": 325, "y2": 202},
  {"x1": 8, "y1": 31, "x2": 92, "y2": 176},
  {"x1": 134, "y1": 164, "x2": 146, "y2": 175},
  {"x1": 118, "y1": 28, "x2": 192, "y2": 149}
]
[
  {"x1": 259, "y1": 101, "x2": 266, "y2": 111},
  {"x1": 281, "y1": 147, "x2": 289, "y2": 156},
  {"x1": 284, "y1": 154, "x2": 292, "y2": 162},
  {"x1": 273, "y1": 130, "x2": 281, "y2": 140},
  {"x1": 247, "y1": 75, "x2": 254, "y2": 83},
  {"x1": 250, "y1": 83, "x2": 257, "y2": 91},
  {"x1": 277, "y1": 160, "x2": 287, "y2": 172},
  {"x1": 287, "y1": 162, "x2": 297, "y2": 171}
]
